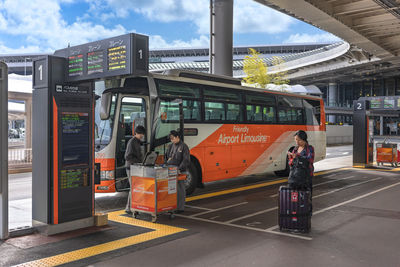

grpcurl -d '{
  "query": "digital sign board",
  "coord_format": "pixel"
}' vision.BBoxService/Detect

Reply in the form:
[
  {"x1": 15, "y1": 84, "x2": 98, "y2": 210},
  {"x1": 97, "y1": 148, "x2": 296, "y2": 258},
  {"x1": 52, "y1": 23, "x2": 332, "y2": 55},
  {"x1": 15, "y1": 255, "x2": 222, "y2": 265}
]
[
  {"x1": 87, "y1": 51, "x2": 104, "y2": 75},
  {"x1": 370, "y1": 99, "x2": 382, "y2": 109},
  {"x1": 384, "y1": 98, "x2": 395, "y2": 108},
  {"x1": 61, "y1": 112, "x2": 90, "y2": 167},
  {"x1": 54, "y1": 33, "x2": 149, "y2": 82},
  {"x1": 60, "y1": 168, "x2": 89, "y2": 189},
  {"x1": 108, "y1": 45, "x2": 127, "y2": 70},
  {"x1": 68, "y1": 54, "x2": 84, "y2": 77}
]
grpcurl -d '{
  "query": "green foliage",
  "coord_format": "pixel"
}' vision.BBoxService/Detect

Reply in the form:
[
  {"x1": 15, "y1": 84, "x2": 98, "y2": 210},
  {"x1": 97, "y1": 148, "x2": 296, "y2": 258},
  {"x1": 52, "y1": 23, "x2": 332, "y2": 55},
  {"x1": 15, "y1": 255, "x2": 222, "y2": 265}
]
[
  {"x1": 243, "y1": 49, "x2": 290, "y2": 88},
  {"x1": 243, "y1": 48, "x2": 270, "y2": 87},
  {"x1": 270, "y1": 56, "x2": 290, "y2": 85}
]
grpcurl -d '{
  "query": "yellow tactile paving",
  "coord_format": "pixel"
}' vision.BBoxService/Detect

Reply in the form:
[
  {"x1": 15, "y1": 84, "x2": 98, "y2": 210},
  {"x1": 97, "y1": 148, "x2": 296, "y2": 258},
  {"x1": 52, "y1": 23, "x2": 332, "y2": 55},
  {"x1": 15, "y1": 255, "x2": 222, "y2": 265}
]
[{"x1": 13, "y1": 210, "x2": 187, "y2": 267}]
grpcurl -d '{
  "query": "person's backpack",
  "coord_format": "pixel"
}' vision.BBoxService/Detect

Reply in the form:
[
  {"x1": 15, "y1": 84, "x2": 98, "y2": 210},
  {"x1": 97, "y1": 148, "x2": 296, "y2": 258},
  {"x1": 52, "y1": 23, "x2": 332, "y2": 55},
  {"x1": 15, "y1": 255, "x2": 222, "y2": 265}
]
[{"x1": 288, "y1": 156, "x2": 310, "y2": 189}]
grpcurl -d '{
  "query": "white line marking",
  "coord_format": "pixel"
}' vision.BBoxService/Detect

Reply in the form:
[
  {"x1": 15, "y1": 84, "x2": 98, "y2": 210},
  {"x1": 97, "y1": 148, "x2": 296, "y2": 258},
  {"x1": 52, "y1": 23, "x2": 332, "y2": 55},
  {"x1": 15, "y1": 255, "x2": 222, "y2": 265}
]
[
  {"x1": 313, "y1": 177, "x2": 382, "y2": 199},
  {"x1": 191, "y1": 202, "x2": 248, "y2": 217},
  {"x1": 230, "y1": 177, "x2": 381, "y2": 224},
  {"x1": 313, "y1": 176, "x2": 355, "y2": 187},
  {"x1": 175, "y1": 214, "x2": 312, "y2": 241},
  {"x1": 209, "y1": 216, "x2": 220, "y2": 220},
  {"x1": 225, "y1": 206, "x2": 278, "y2": 224},
  {"x1": 269, "y1": 175, "x2": 356, "y2": 198},
  {"x1": 266, "y1": 177, "x2": 391, "y2": 232},
  {"x1": 342, "y1": 152, "x2": 349, "y2": 155},
  {"x1": 313, "y1": 180, "x2": 400, "y2": 215},
  {"x1": 185, "y1": 205, "x2": 214, "y2": 211}
]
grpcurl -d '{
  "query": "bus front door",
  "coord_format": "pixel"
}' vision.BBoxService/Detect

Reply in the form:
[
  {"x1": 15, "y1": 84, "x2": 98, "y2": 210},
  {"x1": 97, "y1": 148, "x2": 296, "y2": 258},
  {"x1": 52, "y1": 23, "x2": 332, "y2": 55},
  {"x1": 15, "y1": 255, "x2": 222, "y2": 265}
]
[
  {"x1": 115, "y1": 96, "x2": 148, "y2": 190},
  {"x1": 152, "y1": 98, "x2": 184, "y2": 163}
]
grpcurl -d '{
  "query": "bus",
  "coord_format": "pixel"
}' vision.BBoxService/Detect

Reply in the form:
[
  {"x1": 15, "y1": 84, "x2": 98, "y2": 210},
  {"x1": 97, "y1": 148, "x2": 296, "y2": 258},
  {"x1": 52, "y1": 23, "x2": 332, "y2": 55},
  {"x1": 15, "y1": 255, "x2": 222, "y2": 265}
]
[{"x1": 95, "y1": 70, "x2": 326, "y2": 195}]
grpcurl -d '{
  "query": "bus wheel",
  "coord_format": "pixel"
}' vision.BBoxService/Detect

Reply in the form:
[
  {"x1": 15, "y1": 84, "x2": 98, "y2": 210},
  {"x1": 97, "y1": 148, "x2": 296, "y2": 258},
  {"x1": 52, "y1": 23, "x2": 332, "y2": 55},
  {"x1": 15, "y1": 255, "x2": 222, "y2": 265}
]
[
  {"x1": 185, "y1": 162, "x2": 199, "y2": 195},
  {"x1": 274, "y1": 156, "x2": 289, "y2": 177}
]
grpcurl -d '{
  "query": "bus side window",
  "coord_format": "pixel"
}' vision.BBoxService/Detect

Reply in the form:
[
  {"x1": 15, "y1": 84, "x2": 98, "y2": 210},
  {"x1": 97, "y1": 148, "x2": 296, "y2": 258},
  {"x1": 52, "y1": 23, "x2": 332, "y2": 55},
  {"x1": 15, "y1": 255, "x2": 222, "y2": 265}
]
[
  {"x1": 205, "y1": 102, "x2": 226, "y2": 121},
  {"x1": 303, "y1": 99, "x2": 320, "y2": 125},
  {"x1": 183, "y1": 100, "x2": 201, "y2": 121}
]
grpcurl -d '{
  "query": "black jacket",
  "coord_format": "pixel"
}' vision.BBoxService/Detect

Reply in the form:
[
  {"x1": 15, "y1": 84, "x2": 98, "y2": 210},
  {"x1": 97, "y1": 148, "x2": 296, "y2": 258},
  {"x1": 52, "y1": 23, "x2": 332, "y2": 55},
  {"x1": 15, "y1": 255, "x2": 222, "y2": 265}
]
[
  {"x1": 124, "y1": 137, "x2": 143, "y2": 169},
  {"x1": 165, "y1": 141, "x2": 190, "y2": 172}
]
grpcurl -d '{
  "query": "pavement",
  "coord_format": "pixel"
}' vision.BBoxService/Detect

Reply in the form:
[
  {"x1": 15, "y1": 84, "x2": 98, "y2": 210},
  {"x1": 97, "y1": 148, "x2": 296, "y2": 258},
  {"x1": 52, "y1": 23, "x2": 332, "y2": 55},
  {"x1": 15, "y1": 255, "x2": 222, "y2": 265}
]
[
  {"x1": 4, "y1": 145, "x2": 400, "y2": 266},
  {"x1": 8, "y1": 145, "x2": 355, "y2": 230}
]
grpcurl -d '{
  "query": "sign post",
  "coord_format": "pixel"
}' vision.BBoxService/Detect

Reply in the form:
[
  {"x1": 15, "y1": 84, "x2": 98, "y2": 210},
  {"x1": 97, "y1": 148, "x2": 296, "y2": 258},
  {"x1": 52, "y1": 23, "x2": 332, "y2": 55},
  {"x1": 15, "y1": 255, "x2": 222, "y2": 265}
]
[
  {"x1": 0, "y1": 62, "x2": 8, "y2": 239},
  {"x1": 32, "y1": 33, "x2": 149, "y2": 235}
]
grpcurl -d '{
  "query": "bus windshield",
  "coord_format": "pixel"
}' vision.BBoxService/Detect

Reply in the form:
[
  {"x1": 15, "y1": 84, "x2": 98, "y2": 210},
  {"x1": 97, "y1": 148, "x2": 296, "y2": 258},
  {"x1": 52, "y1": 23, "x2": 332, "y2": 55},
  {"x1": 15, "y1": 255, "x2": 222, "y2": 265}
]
[{"x1": 95, "y1": 81, "x2": 116, "y2": 151}]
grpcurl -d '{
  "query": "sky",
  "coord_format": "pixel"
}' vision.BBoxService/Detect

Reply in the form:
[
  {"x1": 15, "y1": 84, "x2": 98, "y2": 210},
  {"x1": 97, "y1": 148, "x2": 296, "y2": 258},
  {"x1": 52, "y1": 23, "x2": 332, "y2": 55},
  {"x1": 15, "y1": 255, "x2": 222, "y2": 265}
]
[{"x1": 0, "y1": 0, "x2": 341, "y2": 54}]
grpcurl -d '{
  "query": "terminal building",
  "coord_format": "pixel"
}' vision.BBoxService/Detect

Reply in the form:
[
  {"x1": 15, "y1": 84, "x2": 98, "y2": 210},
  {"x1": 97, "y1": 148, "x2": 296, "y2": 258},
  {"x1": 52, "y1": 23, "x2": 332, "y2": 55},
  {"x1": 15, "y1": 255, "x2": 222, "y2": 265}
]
[{"x1": 3, "y1": 40, "x2": 400, "y2": 145}]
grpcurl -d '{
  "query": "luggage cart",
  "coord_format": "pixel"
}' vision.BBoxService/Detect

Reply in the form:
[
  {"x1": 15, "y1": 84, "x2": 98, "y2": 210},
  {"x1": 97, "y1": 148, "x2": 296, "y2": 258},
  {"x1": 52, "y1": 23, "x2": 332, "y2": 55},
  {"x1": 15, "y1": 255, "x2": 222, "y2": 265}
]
[
  {"x1": 376, "y1": 143, "x2": 399, "y2": 167},
  {"x1": 130, "y1": 165, "x2": 178, "y2": 222}
]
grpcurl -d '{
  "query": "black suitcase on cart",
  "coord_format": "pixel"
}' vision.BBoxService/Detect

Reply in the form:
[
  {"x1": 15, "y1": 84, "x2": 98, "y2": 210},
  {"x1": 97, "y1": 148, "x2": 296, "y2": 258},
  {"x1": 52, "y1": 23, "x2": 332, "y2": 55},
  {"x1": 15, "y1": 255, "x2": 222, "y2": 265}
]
[{"x1": 278, "y1": 186, "x2": 311, "y2": 233}]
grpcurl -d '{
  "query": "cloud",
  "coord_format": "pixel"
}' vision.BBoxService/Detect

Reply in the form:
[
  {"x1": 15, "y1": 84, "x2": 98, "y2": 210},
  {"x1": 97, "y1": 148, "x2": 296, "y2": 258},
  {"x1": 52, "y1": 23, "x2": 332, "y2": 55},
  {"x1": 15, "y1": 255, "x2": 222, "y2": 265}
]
[
  {"x1": 284, "y1": 33, "x2": 342, "y2": 44},
  {"x1": 0, "y1": 0, "x2": 127, "y2": 52},
  {"x1": 0, "y1": 42, "x2": 42, "y2": 54},
  {"x1": 234, "y1": 0, "x2": 294, "y2": 34},
  {"x1": 150, "y1": 35, "x2": 209, "y2": 49},
  {"x1": 101, "y1": 0, "x2": 294, "y2": 34}
]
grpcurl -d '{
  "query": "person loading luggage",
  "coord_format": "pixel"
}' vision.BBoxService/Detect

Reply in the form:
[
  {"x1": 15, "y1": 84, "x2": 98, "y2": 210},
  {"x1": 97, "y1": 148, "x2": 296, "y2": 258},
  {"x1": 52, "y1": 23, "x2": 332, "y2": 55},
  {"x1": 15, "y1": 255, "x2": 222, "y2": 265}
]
[
  {"x1": 165, "y1": 130, "x2": 190, "y2": 213},
  {"x1": 287, "y1": 130, "x2": 314, "y2": 191},
  {"x1": 124, "y1": 125, "x2": 146, "y2": 215}
]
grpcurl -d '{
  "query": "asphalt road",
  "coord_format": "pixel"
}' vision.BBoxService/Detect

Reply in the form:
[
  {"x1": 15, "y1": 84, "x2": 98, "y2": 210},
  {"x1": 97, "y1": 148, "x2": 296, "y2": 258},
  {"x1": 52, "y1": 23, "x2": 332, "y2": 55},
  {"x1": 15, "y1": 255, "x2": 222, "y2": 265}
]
[{"x1": 7, "y1": 145, "x2": 353, "y2": 228}]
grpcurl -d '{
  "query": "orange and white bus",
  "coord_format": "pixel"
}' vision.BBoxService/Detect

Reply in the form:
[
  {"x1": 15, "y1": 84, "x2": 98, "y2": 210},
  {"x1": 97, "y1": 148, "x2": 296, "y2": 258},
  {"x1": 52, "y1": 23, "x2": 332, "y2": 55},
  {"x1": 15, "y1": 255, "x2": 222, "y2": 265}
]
[{"x1": 95, "y1": 70, "x2": 326, "y2": 195}]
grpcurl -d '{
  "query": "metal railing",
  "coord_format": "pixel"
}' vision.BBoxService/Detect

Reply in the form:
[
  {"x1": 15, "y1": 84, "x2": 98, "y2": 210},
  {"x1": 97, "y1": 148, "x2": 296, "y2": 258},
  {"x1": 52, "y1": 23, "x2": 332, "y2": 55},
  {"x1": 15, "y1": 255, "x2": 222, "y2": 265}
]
[{"x1": 8, "y1": 148, "x2": 32, "y2": 169}]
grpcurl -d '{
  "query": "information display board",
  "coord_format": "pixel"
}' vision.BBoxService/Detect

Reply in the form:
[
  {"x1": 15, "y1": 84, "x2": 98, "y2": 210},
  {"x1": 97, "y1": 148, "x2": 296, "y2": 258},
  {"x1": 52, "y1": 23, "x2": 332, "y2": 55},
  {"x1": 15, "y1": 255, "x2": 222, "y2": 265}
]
[
  {"x1": 54, "y1": 33, "x2": 148, "y2": 82},
  {"x1": 60, "y1": 168, "x2": 89, "y2": 189},
  {"x1": 61, "y1": 112, "x2": 90, "y2": 167},
  {"x1": 370, "y1": 99, "x2": 382, "y2": 109},
  {"x1": 384, "y1": 98, "x2": 395, "y2": 109}
]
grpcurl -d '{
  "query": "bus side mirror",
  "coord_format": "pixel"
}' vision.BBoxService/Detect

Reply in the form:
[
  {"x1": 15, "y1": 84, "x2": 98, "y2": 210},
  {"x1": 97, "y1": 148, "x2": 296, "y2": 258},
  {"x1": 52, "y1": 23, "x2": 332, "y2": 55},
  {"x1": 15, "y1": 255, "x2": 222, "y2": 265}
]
[{"x1": 100, "y1": 92, "x2": 112, "y2": 120}]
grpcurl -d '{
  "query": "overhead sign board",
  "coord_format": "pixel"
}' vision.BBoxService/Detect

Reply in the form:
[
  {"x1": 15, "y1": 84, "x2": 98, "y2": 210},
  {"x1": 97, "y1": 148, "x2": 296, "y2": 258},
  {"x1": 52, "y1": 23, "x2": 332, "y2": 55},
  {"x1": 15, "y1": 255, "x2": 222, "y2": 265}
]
[{"x1": 54, "y1": 33, "x2": 149, "y2": 82}]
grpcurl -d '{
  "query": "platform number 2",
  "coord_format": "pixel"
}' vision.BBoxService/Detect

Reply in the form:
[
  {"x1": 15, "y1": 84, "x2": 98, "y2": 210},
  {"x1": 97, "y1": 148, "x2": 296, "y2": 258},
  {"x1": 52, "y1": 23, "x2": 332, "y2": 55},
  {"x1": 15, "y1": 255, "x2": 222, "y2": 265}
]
[{"x1": 356, "y1": 102, "x2": 362, "y2": 110}]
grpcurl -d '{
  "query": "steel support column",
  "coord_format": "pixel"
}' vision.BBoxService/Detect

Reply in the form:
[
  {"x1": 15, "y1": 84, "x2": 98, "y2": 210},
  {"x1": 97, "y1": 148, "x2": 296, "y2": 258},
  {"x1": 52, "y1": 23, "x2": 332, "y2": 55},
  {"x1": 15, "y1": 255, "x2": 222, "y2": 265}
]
[
  {"x1": 210, "y1": 0, "x2": 233, "y2": 76},
  {"x1": 0, "y1": 62, "x2": 8, "y2": 240},
  {"x1": 328, "y1": 82, "x2": 338, "y2": 123}
]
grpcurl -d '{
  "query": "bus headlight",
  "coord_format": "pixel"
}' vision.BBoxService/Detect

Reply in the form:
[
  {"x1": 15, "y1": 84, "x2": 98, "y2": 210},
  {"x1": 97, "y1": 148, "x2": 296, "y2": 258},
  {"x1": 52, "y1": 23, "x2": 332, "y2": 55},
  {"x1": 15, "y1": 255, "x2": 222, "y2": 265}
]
[{"x1": 100, "y1": 170, "x2": 115, "y2": 180}]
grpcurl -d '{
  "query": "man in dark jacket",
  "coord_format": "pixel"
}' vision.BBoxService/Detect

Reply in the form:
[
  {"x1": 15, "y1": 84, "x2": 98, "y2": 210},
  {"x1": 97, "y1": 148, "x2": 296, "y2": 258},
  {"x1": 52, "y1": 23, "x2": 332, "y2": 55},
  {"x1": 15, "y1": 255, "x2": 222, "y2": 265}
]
[
  {"x1": 165, "y1": 130, "x2": 190, "y2": 213},
  {"x1": 124, "y1": 125, "x2": 145, "y2": 214}
]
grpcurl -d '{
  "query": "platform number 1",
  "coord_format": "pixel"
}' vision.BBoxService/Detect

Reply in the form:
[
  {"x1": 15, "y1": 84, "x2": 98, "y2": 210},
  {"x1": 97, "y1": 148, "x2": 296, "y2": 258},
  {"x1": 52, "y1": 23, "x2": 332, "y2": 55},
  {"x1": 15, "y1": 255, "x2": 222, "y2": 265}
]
[
  {"x1": 138, "y1": 49, "x2": 143, "y2": 60},
  {"x1": 38, "y1": 64, "x2": 43, "y2": 81}
]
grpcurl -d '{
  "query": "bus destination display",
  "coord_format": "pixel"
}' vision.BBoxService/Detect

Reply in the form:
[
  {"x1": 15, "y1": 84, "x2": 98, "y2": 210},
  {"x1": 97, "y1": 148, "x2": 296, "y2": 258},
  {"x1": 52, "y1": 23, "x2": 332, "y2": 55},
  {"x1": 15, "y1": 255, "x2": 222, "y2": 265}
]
[
  {"x1": 68, "y1": 54, "x2": 83, "y2": 77},
  {"x1": 108, "y1": 45, "x2": 127, "y2": 71},
  {"x1": 60, "y1": 168, "x2": 89, "y2": 189},
  {"x1": 61, "y1": 112, "x2": 89, "y2": 166},
  {"x1": 87, "y1": 51, "x2": 104, "y2": 75}
]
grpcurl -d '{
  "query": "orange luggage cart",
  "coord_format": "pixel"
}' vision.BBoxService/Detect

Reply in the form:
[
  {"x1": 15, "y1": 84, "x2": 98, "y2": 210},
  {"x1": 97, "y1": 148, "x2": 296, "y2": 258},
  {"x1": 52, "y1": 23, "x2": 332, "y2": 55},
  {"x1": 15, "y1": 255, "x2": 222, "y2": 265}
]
[
  {"x1": 130, "y1": 165, "x2": 178, "y2": 222},
  {"x1": 376, "y1": 143, "x2": 399, "y2": 167}
]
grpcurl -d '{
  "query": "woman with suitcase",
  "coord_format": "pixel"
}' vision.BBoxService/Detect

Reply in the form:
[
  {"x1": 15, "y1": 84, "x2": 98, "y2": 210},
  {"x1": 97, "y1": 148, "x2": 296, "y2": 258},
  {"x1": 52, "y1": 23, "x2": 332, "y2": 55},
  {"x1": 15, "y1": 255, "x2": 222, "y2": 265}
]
[{"x1": 278, "y1": 130, "x2": 315, "y2": 233}]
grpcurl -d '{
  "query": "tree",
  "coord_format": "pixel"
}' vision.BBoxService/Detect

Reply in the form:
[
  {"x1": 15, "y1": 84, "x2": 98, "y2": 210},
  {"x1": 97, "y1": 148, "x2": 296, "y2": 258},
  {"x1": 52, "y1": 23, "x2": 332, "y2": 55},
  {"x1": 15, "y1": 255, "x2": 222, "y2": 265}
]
[
  {"x1": 243, "y1": 48, "x2": 270, "y2": 88},
  {"x1": 270, "y1": 56, "x2": 289, "y2": 85},
  {"x1": 243, "y1": 49, "x2": 290, "y2": 89}
]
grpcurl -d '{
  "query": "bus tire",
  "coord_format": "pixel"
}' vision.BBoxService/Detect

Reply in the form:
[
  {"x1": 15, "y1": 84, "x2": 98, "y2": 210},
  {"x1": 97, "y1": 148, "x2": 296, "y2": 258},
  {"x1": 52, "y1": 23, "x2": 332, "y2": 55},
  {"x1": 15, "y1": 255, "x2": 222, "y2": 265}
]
[
  {"x1": 185, "y1": 162, "x2": 199, "y2": 195},
  {"x1": 274, "y1": 156, "x2": 290, "y2": 177}
]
